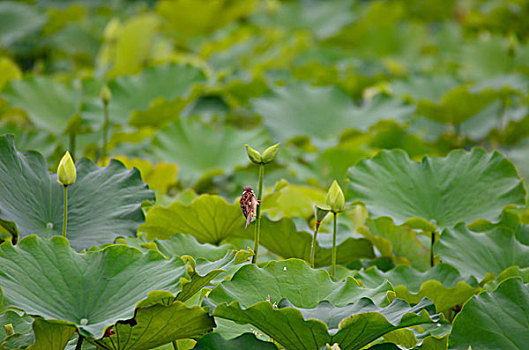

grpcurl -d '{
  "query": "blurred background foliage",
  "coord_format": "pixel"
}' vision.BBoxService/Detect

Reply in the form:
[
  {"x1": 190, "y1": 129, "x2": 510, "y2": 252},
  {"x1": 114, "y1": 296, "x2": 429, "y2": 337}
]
[{"x1": 1, "y1": 0, "x2": 529, "y2": 203}]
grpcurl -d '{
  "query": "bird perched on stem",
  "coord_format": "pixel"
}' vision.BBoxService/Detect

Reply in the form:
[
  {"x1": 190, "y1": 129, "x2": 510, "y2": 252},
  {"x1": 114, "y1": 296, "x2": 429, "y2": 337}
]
[{"x1": 240, "y1": 186, "x2": 259, "y2": 228}]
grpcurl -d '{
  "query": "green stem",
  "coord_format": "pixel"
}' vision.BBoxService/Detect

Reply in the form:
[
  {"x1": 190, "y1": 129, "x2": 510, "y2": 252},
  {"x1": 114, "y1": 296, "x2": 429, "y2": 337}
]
[
  {"x1": 102, "y1": 101, "x2": 109, "y2": 160},
  {"x1": 75, "y1": 334, "x2": 84, "y2": 350},
  {"x1": 430, "y1": 231, "x2": 436, "y2": 267},
  {"x1": 63, "y1": 186, "x2": 68, "y2": 238},
  {"x1": 172, "y1": 340, "x2": 178, "y2": 350},
  {"x1": 310, "y1": 222, "x2": 321, "y2": 268},
  {"x1": 252, "y1": 164, "x2": 264, "y2": 264},
  {"x1": 331, "y1": 212, "x2": 337, "y2": 277}
]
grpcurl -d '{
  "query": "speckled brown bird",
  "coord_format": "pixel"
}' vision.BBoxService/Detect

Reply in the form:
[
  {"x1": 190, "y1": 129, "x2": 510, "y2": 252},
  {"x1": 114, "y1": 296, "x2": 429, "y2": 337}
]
[{"x1": 240, "y1": 186, "x2": 259, "y2": 228}]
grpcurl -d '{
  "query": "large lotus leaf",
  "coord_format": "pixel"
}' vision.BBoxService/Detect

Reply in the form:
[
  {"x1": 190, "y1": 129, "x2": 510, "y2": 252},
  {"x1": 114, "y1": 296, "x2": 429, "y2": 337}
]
[
  {"x1": 251, "y1": 0, "x2": 354, "y2": 40},
  {"x1": 214, "y1": 297, "x2": 439, "y2": 350},
  {"x1": 261, "y1": 183, "x2": 326, "y2": 220},
  {"x1": 82, "y1": 64, "x2": 206, "y2": 127},
  {"x1": 0, "y1": 135, "x2": 154, "y2": 250},
  {"x1": 213, "y1": 301, "x2": 330, "y2": 350},
  {"x1": 156, "y1": 234, "x2": 234, "y2": 261},
  {"x1": 106, "y1": 14, "x2": 160, "y2": 76},
  {"x1": 332, "y1": 298, "x2": 440, "y2": 350},
  {"x1": 347, "y1": 148, "x2": 525, "y2": 230},
  {"x1": 0, "y1": 58, "x2": 21, "y2": 92},
  {"x1": 417, "y1": 86, "x2": 500, "y2": 125},
  {"x1": 435, "y1": 211, "x2": 529, "y2": 281},
  {"x1": 360, "y1": 217, "x2": 430, "y2": 270},
  {"x1": 0, "y1": 309, "x2": 33, "y2": 349},
  {"x1": 28, "y1": 319, "x2": 77, "y2": 350},
  {"x1": 141, "y1": 195, "x2": 243, "y2": 245},
  {"x1": 0, "y1": 2, "x2": 46, "y2": 46},
  {"x1": 156, "y1": 0, "x2": 257, "y2": 37},
  {"x1": 208, "y1": 259, "x2": 392, "y2": 308},
  {"x1": 2, "y1": 76, "x2": 82, "y2": 133},
  {"x1": 252, "y1": 82, "x2": 414, "y2": 145},
  {"x1": 0, "y1": 235, "x2": 187, "y2": 338},
  {"x1": 355, "y1": 264, "x2": 479, "y2": 312},
  {"x1": 91, "y1": 302, "x2": 214, "y2": 350},
  {"x1": 151, "y1": 119, "x2": 267, "y2": 184},
  {"x1": 392, "y1": 76, "x2": 458, "y2": 103},
  {"x1": 112, "y1": 156, "x2": 178, "y2": 193},
  {"x1": 449, "y1": 277, "x2": 529, "y2": 349},
  {"x1": 231, "y1": 217, "x2": 375, "y2": 267},
  {"x1": 193, "y1": 333, "x2": 276, "y2": 350}
]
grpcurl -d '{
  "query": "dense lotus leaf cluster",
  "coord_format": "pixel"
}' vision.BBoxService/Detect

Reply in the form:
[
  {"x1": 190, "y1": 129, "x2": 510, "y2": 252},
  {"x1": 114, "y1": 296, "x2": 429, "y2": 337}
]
[{"x1": 1, "y1": 0, "x2": 529, "y2": 349}]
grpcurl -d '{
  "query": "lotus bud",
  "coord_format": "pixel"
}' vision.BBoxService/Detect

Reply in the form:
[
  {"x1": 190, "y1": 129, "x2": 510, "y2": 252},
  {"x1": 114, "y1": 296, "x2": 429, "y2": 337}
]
[
  {"x1": 245, "y1": 144, "x2": 262, "y2": 164},
  {"x1": 261, "y1": 143, "x2": 280, "y2": 164},
  {"x1": 325, "y1": 180, "x2": 345, "y2": 213},
  {"x1": 57, "y1": 151, "x2": 76, "y2": 186},
  {"x1": 100, "y1": 85, "x2": 112, "y2": 105},
  {"x1": 314, "y1": 204, "x2": 330, "y2": 225}
]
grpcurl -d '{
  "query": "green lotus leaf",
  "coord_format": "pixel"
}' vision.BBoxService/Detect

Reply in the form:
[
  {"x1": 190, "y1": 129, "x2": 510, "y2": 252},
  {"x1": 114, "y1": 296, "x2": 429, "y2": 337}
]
[
  {"x1": 501, "y1": 137, "x2": 529, "y2": 180},
  {"x1": 208, "y1": 259, "x2": 392, "y2": 308},
  {"x1": 251, "y1": 0, "x2": 354, "y2": 40},
  {"x1": 360, "y1": 217, "x2": 430, "y2": 270},
  {"x1": 0, "y1": 2, "x2": 46, "y2": 47},
  {"x1": 156, "y1": 0, "x2": 257, "y2": 37},
  {"x1": 392, "y1": 76, "x2": 458, "y2": 103},
  {"x1": 449, "y1": 277, "x2": 529, "y2": 349},
  {"x1": 355, "y1": 264, "x2": 479, "y2": 312},
  {"x1": 213, "y1": 301, "x2": 329, "y2": 350},
  {"x1": 417, "y1": 86, "x2": 500, "y2": 125},
  {"x1": 91, "y1": 302, "x2": 214, "y2": 350},
  {"x1": 151, "y1": 119, "x2": 267, "y2": 184},
  {"x1": 28, "y1": 319, "x2": 76, "y2": 350},
  {"x1": 214, "y1": 296, "x2": 439, "y2": 350},
  {"x1": 0, "y1": 58, "x2": 21, "y2": 92},
  {"x1": 106, "y1": 14, "x2": 160, "y2": 76},
  {"x1": 231, "y1": 217, "x2": 375, "y2": 267},
  {"x1": 193, "y1": 333, "x2": 276, "y2": 350},
  {"x1": 252, "y1": 82, "x2": 414, "y2": 146},
  {"x1": 156, "y1": 234, "x2": 235, "y2": 261},
  {"x1": 141, "y1": 195, "x2": 243, "y2": 245},
  {"x1": 2, "y1": 76, "x2": 82, "y2": 133},
  {"x1": 0, "y1": 235, "x2": 188, "y2": 338},
  {"x1": 0, "y1": 309, "x2": 33, "y2": 349},
  {"x1": 177, "y1": 252, "x2": 238, "y2": 303},
  {"x1": 435, "y1": 211, "x2": 529, "y2": 281},
  {"x1": 347, "y1": 148, "x2": 525, "y2": 230},
  {"x1": 261, "y1": 184, "x2": 326, "y2": 220},
  {"x1": 0, "y1": 135, "x2": 154, "y2": 250},
  {"x1": 81, "y1": 64, "x2": 206, "y2": 127}
]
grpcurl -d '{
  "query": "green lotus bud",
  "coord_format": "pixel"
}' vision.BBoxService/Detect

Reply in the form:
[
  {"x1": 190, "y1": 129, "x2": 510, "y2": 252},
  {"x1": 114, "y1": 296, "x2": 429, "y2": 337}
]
[
  {"x1": 325, "y1": 180, "x2": 345, "y2": 213},
  {"x1": 314, "y1": 204, "x2": 330, "y2": 224},
  {"x1": 100, "y1": 85, "x2": 112, "y2": 105},
  {"x1": 57, "y1": 151, "x2": 77, "y2": 186},
  {"x1": 261, "y1": 143, "x2": 280, "y2": 164},
  {"x1": 245, "y1": 144, "x2": 262, "y2": 164},
  {"x1": 3, "y1": 324, "x2": 14, "y2": 336}
]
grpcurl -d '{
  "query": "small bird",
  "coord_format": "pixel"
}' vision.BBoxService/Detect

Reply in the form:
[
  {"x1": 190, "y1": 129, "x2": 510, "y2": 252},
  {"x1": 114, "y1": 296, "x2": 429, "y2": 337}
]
[{"x1": 240, "y1": 186, "x2": 259, "y2": 228}]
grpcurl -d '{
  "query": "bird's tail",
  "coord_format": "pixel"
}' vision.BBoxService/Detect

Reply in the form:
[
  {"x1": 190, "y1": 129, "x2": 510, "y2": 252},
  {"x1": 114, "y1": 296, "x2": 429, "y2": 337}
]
[{"x1": 245, "y1": 214, "x2": 252, "y2": 229}]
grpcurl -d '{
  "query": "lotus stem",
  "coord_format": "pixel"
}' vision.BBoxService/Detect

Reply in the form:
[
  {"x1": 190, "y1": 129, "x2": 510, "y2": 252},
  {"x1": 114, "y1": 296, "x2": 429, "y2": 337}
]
[
  {"x1": 252, "y1": 164, "x2": 264, "y2": 264},
  {"x1": 75, "y1": 334, "x2": 84, "y2": 350},
  {"x1": 172, "y1": 340, "x2": 179, "y2": 350},
  {"x1": 331, "y1": 212, "x2": 337, "y2": 277},
  {"x1": 430, "y1": 231, "x2": 436, "y2": 267},
  {"x1": 310, "y1": 221, "x2": 321, "y2": 268},
  {"x1": 62, "y1": 186, "x2": 68, "y2": 238}
]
